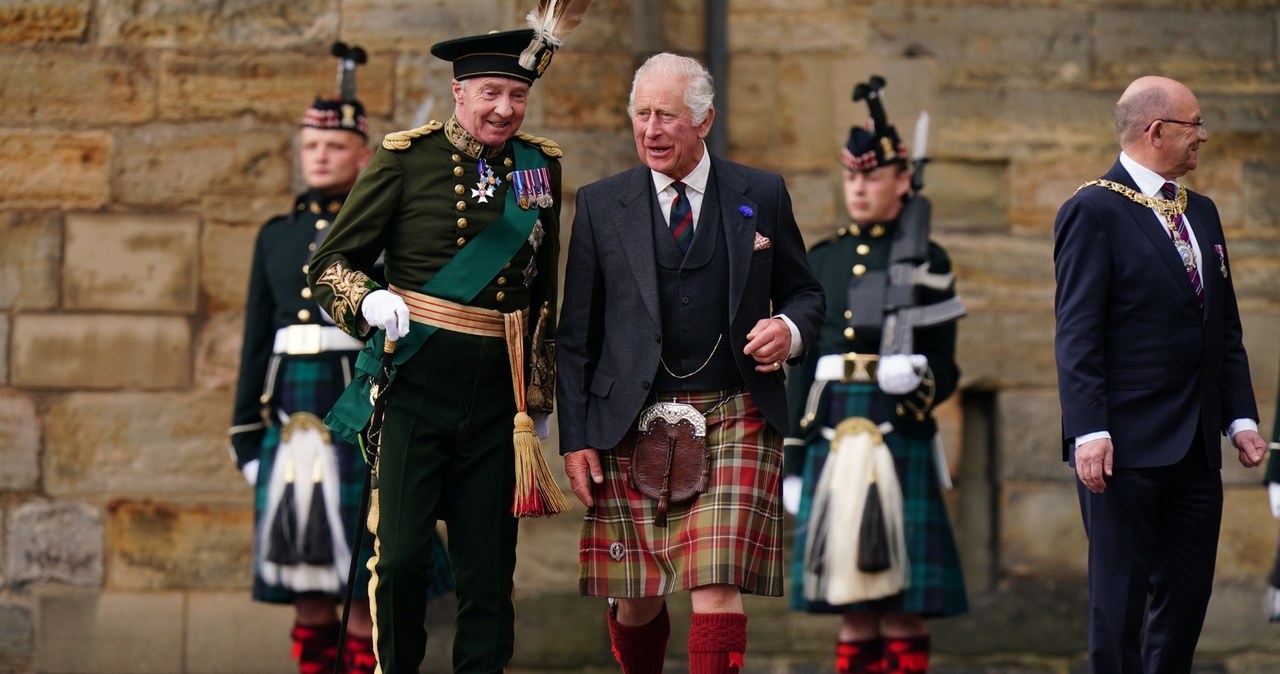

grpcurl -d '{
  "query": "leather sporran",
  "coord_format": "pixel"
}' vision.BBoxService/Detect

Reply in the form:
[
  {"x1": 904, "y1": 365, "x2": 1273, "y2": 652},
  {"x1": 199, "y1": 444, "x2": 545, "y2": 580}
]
[{"x1": 628, "y1": 402, "x2": 710, "y2": 527}]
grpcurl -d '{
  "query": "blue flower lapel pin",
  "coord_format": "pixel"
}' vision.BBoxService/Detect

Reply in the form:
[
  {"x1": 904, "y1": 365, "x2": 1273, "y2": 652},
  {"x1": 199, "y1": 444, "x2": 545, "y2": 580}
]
[{"x1": 738, "y1": 204, "x2": 753, "y2": 218}]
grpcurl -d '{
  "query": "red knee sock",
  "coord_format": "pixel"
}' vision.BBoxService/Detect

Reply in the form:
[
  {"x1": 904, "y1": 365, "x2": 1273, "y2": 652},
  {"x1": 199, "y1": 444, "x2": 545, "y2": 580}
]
[
  {"x1": 607, "y1": 603, "x2": 670, "y2": 674},
  {"x1": 687, "y1": 612, "x2": 748, "y2": 674},
  {"x1": 836, "y1": 638, "x2": 884, "y2": 673},
  {"x1": 883, "y1": 635, "x2": 929, "y2": 674},
  {"x1": 341, "y1": 633, "x2": 376, "y2": 674},
  {"x1": 290, "y1": 622, "x2": 340, "y2": 674}
]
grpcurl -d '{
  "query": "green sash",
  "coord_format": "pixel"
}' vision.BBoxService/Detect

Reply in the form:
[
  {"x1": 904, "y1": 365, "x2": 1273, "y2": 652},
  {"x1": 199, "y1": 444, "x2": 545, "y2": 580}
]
[{"x1": 325, "y1": 139, "x2": 547, "y2": 445}]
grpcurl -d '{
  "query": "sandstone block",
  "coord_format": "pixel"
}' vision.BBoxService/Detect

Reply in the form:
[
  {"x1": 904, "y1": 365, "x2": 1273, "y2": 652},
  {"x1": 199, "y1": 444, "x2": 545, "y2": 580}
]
[
  {"x1": 1199, "y1": 579, "x2": 1280, "y2": 655},
  {"x1": 956, "y1": 308, "x2": 1057, "y2": 388},
  {"x1": 938, "y1": 89, "x2": 1116, "y2": 162},
  {"x1": 64, "y1": 213, "x2": 199, "y2": 313},
  {"x1": 944, "y1": 233, "x2": 1055, "y2": 309},
  {"x1": 0, "y1": 602, "x2": 33, "y2": 672},
  {"x1": 1008, "y1": 150, "x2": 1121, "y2": 232},
  {"x1": 0, "y1": 130, "x2": 110, "y2": 210},
  {"x1": 193, "y1": 311, "x2": 246, "y2": 392},
  {"x1": 97, "y1": 0, "x2": 336, "y2": 48},
  {"x1": 1216, "y1": 486, "x2": 1279, "y2": 581},
  {"x1": 0, "y1": 212, "x2": 61, "y2": 311},
  {"x1": 0, "y1": 316, "x2": 8, "y2": 385},
  {"x1": 342, "y1": 0, "x2": 502, "y2": 50},
  {"x1": 0, "y1": 0, "x2": 88, "y2": 43},
  {"x1": 870, "y1": 5, "x2": 1090, "y2": 90},
  {"x1": 200, "y1": 220, "x2": 259, "y2": 314},
  {"x1": 537, "y1": 51, "x2": 636, "y2": 131},
  {"x1": 997, "y1": 387, "x2": 1066, "y2": 484},
  {"x1": 159, "y1": 48, "x2": 393, "y2": 123},
  {"x1": 112, "y1": 120, "x2": 291, "y2": 209},
  {"x1": 728, "y1": 8, "x2": 864, "y2": 53},
  {"x1": 931, "y1": 160, "x2": 1008, "y2": 232},
  {"x1": 787, "y1": 170, "x2": 840, "y2": 244},
  {"x1": 0, "y1": 46, "x2": 155, "y2": 124},
  {"x1": 44, "y1": 391, "x2": 245, "y2": 499},
  {"x1": 185, "y1": 592, "x2": 293, "y2": 674},
  {"x1": 34, "y1": 590, "x2": 183, "y2": 674},
  {"x1": 105, "y1": 500, "x2": 252, "y2": 591},
  {"x1": 389, "y1": 51, "x2": 455, "y2": 129},
  {"x1": 999, "y1": 482, "x2": 1087, "y2": 577},
  {"x1": 0, "y1": 391, "x2": 40, "y2": 492},
  {"x1": 726, "y1": 53, "x2": 779, "y2": 167},
  {"x1": 1093, "y1": 9, "x2": 1275, "y2": 87},
  {"x1": 1243, "y1": 160, "x2": 1280, "y2": 232},
  {"x1": 7, "y1": 501, "x2": 103, "y2": 588},
  {"x1": 11, "y1": 314, "x2": 191, "y2": 389}
]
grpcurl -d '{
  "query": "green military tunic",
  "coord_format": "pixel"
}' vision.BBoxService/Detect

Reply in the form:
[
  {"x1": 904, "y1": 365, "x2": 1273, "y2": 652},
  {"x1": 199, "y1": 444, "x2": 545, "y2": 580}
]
[{"x1": 306, "y1": 117, "x2": 561, "y2": 674}]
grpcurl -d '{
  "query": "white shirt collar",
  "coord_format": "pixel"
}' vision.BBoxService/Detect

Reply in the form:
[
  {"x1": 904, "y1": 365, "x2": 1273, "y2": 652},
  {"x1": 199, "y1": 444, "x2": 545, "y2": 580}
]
[
  {"x1": 650, "y1": 144, "x2": 711, "y2": 195},
  {"x1": 1119, "y1": 151, "x2": 1175, "y2": 197}
]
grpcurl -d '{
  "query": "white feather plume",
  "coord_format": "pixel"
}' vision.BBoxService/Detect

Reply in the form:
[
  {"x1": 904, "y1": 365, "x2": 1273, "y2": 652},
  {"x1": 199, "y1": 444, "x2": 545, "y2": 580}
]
[{"x1": 518, "y1": 0, "x2": 593, "y2": 70}]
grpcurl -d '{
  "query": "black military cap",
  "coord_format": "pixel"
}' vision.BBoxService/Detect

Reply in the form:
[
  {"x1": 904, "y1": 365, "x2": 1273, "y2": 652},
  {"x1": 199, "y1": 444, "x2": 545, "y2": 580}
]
[
  {"x1": 842, "y1": 124, "x2": 907, "y2": 172},
  {"x1": 430, "y1": 29, "x2": 553, "y2": 86},
  {"x1": 301, "y1": 42, "x2": 369, "y2": 138}
]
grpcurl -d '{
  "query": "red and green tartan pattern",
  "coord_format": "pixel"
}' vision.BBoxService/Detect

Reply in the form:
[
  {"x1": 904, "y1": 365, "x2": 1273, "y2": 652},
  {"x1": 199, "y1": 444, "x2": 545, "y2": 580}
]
[
  {"x1": 789, "y1": 382, "x2": 968, "y2": 617},
  {"x1": 579, "y1": 389, "x2": 785, "y2": 598}
]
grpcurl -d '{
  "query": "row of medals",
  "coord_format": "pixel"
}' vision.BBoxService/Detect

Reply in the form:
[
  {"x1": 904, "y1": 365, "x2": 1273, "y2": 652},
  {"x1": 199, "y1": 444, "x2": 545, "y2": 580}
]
[{"x1": 473, "y1": 156, "x2": 553, "y2": 210}]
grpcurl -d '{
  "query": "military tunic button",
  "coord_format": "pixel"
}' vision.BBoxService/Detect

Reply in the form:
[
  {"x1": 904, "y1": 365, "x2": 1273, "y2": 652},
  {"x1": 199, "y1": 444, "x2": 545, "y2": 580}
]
[
  {"x1": 497, "y1": 277, "x2": 507, "y2": 286},
  {"x1": 316, "y1": 219, "x2": 329, "y2": 230},
  {"x1": 456, "y1": 237, "x2": 467, "y2": 247},
  {"x1": 504, "y1": 157, "x2": 513, "y2": 167},
  {"x1": 505, "y1": 173, "x2": 513, "y2": 182},
  {"x1": 297, "y1": 203, "x2": 305, "y2": 211},
  {"x1": 301, "y1": 287, "x2": 312, "y2": 299},
  {"x1": 457, "y1": 218, "x2": 468, "y2": 229},
  {"x1": 456, "y1": 200, "x2": 467, "y2": 211},
  {"x1": 838, "y1": 227, "x2": 848, "y2": 237},
  {"x1": 856, "y1": 244, "x2": 870, "y2": 255},
  {"x1": 895, "y1": 404, "x2": 906, "y2": 416},
  {"x1": 853, "y1": 264, "x2": 867, "y2": 276},
  {"x1": 844, "y1": 327, "x2": 855, "y2": 340},
  {"x1": 452, "y1": 154, "x2": 462, "y2": 163},
  {"x1": 453, "y1": 166, "x2": 465, "y2": 177},
  {"x1": 871, "y1": 225, "x2": 885, "y2": 238},
  {"x1": 454, "y1": 184, "x2": 465, "y2": 195},
  {"x1": 298, "y1": 309, "x2": 312, "y2": 321},
  {"x1": 260, "y1": 394, "x2": 271, "y2": 404},
  {"x1": 496, "y1": 291, "x2": 506, "y2": 302},
  {"x1": 844, "y1": 310, "x2": 852, "y2": 319},
  {"x1": 308, "y1": 243, "x2": 317, "y2": 251},
  {"x1": 302, "y1": 264, "x2": 309, "y2": 274},
  {"x1": 850, "y1": 224, "x2": 861, "y2": 236}
]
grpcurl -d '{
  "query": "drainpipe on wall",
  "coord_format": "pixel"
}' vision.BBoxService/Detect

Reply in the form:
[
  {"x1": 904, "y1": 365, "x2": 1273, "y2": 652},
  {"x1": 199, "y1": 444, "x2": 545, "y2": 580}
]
[{"x1": 705, "y1": 0, "x2": 728, "y2": 156}]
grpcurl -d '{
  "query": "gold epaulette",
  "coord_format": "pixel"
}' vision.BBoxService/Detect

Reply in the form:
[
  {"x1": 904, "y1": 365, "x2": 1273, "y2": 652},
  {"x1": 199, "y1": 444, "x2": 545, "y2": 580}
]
[
  {"x1": 382, "y1": 121, "x2": 444, "y2": 151},
  {"x1": 515, "y1": 131, "x2": 563, "y2": 158}
]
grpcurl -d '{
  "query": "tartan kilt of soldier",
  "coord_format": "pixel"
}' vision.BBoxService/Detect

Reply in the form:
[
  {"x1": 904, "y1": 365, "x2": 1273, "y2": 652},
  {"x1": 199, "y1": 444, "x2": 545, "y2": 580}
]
[
  {"x1": 251, "y1": 352, "x2": 452, "y2": 604},
  {"x1": 579, "y1": 389, "x2": 786, "y2": 598},
  {"x1": 789, "y1": 381, "x2": 967, "y2": 617}
]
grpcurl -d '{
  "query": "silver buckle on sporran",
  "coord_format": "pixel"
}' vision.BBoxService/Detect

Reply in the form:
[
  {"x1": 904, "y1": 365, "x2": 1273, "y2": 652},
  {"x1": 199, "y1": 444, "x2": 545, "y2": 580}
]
[{"x1": 637, "y1": 401, "x2": 706, "y2": 438}]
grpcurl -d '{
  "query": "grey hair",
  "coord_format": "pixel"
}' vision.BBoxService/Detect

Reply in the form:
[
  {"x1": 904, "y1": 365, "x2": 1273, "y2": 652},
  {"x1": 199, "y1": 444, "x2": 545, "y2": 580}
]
[
  {"x1": 627, "y1": 53, "x2": 715, "y2": 126},
  {"x1": 1115, "y1": 85, "x2": 1169, "y2": 146}
]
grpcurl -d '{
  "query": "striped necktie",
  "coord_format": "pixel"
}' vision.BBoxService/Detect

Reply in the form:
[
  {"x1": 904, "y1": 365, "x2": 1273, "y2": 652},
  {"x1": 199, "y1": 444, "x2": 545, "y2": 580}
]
[
  {"x1": 1161, "y1": 181, "x2": 1203, "y2": 307},
  {"x1": 668, "y1": 181, "x2": 693, "y2": 254}
]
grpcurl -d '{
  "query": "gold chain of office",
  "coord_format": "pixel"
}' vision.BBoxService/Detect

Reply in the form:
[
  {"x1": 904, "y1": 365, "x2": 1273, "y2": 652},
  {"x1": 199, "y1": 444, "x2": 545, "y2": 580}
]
[{"x1": 1077, "y1": 179, "x2": 1188, "y2": 233}]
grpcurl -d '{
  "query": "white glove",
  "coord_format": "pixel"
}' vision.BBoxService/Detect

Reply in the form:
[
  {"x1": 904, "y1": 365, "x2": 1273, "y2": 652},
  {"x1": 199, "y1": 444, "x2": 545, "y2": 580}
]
[
  {"x1": 361, "y1": 289, "x2": 410, "y2": 341},
  {"x1": 1270, "y1": 483, "x2": 1280, "y2": 520},
  {"x1": 533, "y1": 412, "x2": 551, "y2": 440},
  {"x1": 782, "y1": 475, "x2": 803, "y2": 516},
  {"x1": 241, "y1": 459, "x2": 259, "y2": 487},
  {"x1": 877, "y1": 354, "x2": 928, "y2": 395}
]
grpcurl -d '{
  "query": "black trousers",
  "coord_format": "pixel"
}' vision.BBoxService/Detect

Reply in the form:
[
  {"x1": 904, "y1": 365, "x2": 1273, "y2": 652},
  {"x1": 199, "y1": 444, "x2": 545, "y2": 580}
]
[{"x1": 1076, "y1": 432, "x2": 1223, "y2": 674}]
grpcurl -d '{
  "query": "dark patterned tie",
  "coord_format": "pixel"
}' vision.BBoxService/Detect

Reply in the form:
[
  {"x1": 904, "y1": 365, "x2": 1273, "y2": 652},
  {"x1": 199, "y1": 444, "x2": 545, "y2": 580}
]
[
  {"x1": 1161, "y1": 181, "x2": 1203, "y2": 307},
  {"x1": 668, "y1": 181, "x2": 694, "y2": 254}
]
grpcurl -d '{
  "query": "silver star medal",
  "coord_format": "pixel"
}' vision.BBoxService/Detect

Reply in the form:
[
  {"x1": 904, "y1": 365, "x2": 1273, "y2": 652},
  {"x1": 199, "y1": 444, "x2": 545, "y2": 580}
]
[
  {"x1": 471, "y1": 158, "x2": 500, "y2": 204},
  {"x1": 522, "y1": 221, "x2": 545, "y2": 287}
]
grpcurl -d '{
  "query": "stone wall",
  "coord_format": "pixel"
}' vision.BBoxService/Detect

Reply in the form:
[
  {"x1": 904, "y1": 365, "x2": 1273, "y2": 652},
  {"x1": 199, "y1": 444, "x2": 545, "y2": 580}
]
[{"x1": 1, "y1": 1, "x2": 1279, "y2": 672}]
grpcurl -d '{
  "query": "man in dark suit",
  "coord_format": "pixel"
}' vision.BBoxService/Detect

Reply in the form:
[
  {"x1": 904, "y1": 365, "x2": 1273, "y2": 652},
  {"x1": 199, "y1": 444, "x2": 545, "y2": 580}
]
[
  {"x1": 1054, "y1": 75, "x2": 1267, "y2": 673},
  {"x1": 556, "y1": 53, "x2": 824, "y2": 674}
]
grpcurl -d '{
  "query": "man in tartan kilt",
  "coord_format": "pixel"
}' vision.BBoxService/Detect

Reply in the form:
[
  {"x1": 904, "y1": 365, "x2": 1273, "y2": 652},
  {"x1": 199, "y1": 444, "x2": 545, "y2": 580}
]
[
  {"x1": 557, "y1": 53, "x2": 825, "y2": 674},
  {"x1": 781, "y1": 78, "x2": 968, "y2": 674},
  {"x1": 228, "y1": 47, "x2": 451, "y2": 674}
]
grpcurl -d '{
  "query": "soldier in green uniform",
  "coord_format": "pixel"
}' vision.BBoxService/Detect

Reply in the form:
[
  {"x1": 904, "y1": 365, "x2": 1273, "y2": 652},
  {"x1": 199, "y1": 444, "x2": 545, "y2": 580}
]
[
  {"x1": 783, "y1": 77, "x2": 968, "y2": 674},
  {"x1": 306, "y1": 24, "x2": 574, "y2": 674}
]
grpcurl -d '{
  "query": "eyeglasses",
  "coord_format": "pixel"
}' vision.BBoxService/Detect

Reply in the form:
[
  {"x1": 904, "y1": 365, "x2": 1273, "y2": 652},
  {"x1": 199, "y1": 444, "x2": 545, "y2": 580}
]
[{"x1": 1146, "y1": 118, "x2": 1206, "y2": 132}]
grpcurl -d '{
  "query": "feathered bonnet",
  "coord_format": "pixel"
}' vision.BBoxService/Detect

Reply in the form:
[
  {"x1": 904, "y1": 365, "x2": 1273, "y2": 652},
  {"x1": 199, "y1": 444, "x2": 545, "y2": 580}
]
[{"x1": 430, "y1": 0, "x2": 592, "y2": 86}]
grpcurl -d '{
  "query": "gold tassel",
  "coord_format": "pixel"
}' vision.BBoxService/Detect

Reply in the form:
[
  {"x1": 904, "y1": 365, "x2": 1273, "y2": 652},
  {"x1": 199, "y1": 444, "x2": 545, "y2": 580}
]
[{"x1": 512, "y1": 411, "x2": 573, "y2": 517}]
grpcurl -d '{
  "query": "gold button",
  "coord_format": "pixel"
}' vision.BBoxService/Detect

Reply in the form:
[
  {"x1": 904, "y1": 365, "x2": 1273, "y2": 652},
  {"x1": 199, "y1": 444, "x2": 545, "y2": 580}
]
[
  {"x1": 259, "y1": 394, "x2": 270, "y2": 404},
  {"x1": 853, "y1": 264, "x2": 867, "y2": 276},
  {"x1": 454, "y1": 184, "x2": 465, "y2": 195},
  {"x1": 856, "y1": 244, "x2": 870, "y2": 255},
  {"x1": 297, "y1": 309, "x2": 312, "y2": 321},
  {"x1": 300, "y1": 287, "x2": 312, "y2": 299},
  {"x1": 452, "y1": 154, "x2": 461, "y2": 163},
  {"x1": 837, "y1": 227, "x2": 847, "y2": 237},
  {"x1": 296, "y1": 203, "x2": 305, "y2": 211},
  {"x1": 849, "y1": 224, "x2": 861, "y2": 236},
  {"x1": 308, "y1": 243, "x2": 317, "y2": 251},
  {"x1": 895, "y1": 404, "x2": 906, "y2": 416},
  {"x1": 496, "y1": 277, "x2": 507, "y2": 286},
  {"x1": 453, "y1": 166, "x2": 465, "y2": 177},
  {"x1": 495, "y1": 291, "x2": 506, "y2": 302},
  {"x1": 503, "y1": 262, "x2": 511, "y2": 270},
  {"x1": 457, "y1": 217, "x2": 468, "y2": 229},
  {"x1": 316, "y1": 219, "x2": 329, "y2": 230},
  {"x1": 456, "y1": 237, "x2": 467, "y2": 247},
  {"x1": 505, "y1": 173, "x2": 513, "y2": 182},
  {"x1": 843, "y1": 310, "x2": 852, "y2": 319},
  {"x1": 871, "y1": 225, "x2": 885, "y2": 238},
  {"x1": 504, "y1": 157, "x2": 513, "y2": 167},
  {"x1": 456, "y1": 200, "x2": 467, "y2": 212},
  {"x1": 844, "y1": 327, "x2": 855, "y2": 340},
  {"x1": 302, "y1": 264, "x2": 309, "y2": 274}
]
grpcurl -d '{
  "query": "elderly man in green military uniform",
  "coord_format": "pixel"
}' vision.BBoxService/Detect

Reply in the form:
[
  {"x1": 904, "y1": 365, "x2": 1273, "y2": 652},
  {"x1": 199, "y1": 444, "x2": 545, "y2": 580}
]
[{"x1": 306, "y1": 16, "x2": 582, "y2": 673}]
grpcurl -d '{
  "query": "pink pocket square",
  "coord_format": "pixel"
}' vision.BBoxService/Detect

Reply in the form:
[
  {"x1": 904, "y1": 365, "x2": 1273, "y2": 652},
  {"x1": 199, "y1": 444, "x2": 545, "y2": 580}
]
[{"x1": 753, "y1": 232, "x2": 772, "y2": 251}]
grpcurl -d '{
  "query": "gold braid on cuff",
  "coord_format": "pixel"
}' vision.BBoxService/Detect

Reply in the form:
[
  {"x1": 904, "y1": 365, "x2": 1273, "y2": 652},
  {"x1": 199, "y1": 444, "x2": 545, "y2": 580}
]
[{"x1": 313, "y1": 260, "x2": 376, "y2": 337}]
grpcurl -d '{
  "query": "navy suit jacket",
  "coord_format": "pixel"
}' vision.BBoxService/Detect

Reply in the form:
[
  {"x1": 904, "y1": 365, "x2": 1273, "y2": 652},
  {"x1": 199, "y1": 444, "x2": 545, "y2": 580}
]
[
  {"x1": 1053, "y1": 159, "x2": 1257, "y2": 470},
  {"x1": 556, "y1": 157, "x2": 825, "y2": 454}
]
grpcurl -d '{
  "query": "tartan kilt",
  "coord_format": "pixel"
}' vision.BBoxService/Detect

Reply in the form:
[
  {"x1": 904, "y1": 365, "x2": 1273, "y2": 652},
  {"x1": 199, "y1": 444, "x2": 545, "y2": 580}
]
[
  {"x1": 579, "y1": 389, "x2": 785, "y2": 598},
  {"x1": 251, "y1": 352, "x2": 453, "y2": 604},
  {"x1": 789, "y1": 382, "x2": 968, "y2": 617}
]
